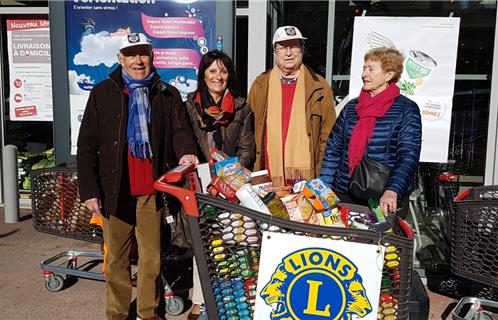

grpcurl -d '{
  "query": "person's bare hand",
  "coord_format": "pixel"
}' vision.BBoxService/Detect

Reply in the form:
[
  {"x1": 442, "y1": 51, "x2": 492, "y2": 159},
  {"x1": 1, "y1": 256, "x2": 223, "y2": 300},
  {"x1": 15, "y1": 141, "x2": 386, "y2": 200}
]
[
  {"x1": 380, "y1": 190, "x2": 398, "y2": 215},
  {"x1": 179, "y1": 154, "x2": 199, "y2": 166},
  {"x1": 84, "y1": 198, "x2": 102, "y2": 215}
]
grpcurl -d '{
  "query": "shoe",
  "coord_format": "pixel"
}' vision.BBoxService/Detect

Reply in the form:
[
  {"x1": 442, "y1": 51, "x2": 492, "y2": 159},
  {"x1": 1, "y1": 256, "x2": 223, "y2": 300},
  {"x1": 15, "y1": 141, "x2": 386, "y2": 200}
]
[
  {"x1": 137, "y1": 316, "x2": 162, "y2": 320},
  {"x1": 187, "y1": 309, "x2": 207, "y2": 320},
  {"x1": 187, "y1": 312, "x2": 200, "y2": 320}
]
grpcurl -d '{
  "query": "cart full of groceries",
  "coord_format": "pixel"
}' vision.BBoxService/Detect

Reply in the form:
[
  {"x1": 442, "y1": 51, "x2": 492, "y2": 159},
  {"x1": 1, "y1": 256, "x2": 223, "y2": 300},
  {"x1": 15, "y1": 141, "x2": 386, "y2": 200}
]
[{"x1": 154, "y1": 150, "x2": 416, "y2": 320}]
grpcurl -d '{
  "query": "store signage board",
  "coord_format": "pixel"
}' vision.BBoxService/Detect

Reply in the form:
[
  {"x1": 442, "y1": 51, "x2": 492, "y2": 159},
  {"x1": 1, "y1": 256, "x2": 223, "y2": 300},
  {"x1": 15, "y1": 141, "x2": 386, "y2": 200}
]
[
  {"x1": 349, "y1": 17, "x2": 460, "y2": 163},
  {"x1": 6, "y1": 19, "x2": 53, "y2": 121},
  {"x1": 254, "y1": 232, "x2": 384, "y2": 320},
  {"x1": 65, "y1": 0, "x2": 217, "y2": 154}
]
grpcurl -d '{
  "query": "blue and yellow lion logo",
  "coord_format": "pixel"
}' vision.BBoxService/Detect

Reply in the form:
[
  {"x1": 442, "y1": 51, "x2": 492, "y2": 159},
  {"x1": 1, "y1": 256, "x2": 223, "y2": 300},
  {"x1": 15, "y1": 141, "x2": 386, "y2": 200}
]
[{"x1": 260, "y1": 248, "x2": 372, "y2": 320}]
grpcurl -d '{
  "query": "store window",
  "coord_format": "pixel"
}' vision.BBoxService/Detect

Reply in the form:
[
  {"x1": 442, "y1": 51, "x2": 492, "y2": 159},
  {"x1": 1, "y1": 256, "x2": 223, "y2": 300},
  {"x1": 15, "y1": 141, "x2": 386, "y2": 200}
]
[
  {"x1": 1, "y1": 14, "x2": 54, "y2": 197},
  {"x1": 267, "y1": 0, "x2": 329, "y2": 77}
]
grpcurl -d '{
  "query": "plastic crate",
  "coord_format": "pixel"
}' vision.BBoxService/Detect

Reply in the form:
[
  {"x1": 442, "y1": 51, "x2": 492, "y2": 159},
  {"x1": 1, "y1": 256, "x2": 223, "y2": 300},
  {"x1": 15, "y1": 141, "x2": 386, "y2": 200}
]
[
  {"x1": 30, "y1": 165, "x2": 103, "y2": 244},
  {"x1": 452, "y1": 186, "x2": 498, "y2": 288}
]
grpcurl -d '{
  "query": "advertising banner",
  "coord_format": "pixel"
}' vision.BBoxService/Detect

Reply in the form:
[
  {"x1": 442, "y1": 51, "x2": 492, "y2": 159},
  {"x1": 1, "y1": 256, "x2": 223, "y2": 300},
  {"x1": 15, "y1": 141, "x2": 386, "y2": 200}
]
[
  {"x1": 6, "y1": 19, "x2": 53, "y2": 121},
  {"x1": 66, "y1": 0, "x2": 216, "y2": 154},
  {"x1": 349, "y1": 17, "x2": 460, "y2": 163},
  {"x1": 254, "y1": 232, "x2": 384, "y2": 319}
]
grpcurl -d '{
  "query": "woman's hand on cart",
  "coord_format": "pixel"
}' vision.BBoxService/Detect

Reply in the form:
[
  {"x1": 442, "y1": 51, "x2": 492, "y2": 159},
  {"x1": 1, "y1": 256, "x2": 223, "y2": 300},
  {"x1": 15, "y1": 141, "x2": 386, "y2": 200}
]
[{"x1": 380, "y1": 190, "x2": 398, "y2": 214}]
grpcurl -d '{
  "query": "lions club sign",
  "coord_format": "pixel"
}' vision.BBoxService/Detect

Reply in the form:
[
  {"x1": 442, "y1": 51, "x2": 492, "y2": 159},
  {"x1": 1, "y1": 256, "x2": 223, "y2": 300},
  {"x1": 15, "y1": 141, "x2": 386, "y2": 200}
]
[{"x1": 254, "y1": 232, "x2": 383, "y2": 320}]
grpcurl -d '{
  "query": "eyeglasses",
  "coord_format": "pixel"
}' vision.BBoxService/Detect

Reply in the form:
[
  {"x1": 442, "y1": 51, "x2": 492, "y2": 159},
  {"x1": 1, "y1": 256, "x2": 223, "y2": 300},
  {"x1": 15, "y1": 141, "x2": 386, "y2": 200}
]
[{"x1": 274, "y1": 45, "x2": 301, "y2": 55}]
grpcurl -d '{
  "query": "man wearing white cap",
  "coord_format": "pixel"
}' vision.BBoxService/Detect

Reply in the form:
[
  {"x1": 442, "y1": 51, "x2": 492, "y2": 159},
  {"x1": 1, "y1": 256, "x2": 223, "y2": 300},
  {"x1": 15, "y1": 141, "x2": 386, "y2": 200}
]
[
  {"x1": 248, "y1": 26, "x2": 336, "y2": 186},
  {"x1": 77, "y1": 33, "x2": 198, "y2": 320}
]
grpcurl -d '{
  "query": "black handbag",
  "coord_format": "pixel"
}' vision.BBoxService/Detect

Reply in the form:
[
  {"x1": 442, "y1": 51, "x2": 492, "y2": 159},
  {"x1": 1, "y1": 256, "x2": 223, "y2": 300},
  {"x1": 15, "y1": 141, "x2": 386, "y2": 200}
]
[{"x1": 348, "y1": 156, "x2": 392, "y2": 203}]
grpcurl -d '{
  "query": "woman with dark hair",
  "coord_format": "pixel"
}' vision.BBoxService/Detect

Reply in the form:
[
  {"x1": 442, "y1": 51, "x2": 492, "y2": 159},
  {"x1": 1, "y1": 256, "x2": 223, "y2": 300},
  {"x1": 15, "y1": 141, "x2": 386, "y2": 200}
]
[
  {"x1": 185, "y1": 50, "x2": 255, "y2": 169},
  {"x1": 184, "y1": 50, "x2": 255, "y2": 319},
  {"x1": 320, "y1": 47, "x2": 422, "y2": 217}
]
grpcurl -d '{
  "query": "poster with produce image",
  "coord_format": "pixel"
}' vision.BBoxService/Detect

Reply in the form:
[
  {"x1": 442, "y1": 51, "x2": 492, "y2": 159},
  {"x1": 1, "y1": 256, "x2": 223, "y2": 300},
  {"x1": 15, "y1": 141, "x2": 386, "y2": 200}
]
[
  {"x1": 66, "y1": 0, "x2": 216, "y2": 154},
  {"x1": 349, "y1": 17, "x2": 460, "y2": 163}
]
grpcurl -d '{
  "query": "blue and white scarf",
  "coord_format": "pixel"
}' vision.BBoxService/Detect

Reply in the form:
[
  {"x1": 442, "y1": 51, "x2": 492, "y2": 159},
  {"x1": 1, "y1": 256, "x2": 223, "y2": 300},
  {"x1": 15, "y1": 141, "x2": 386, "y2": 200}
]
[{"x1": 122, "y1": 70, "x2": 155, "y2": 159}]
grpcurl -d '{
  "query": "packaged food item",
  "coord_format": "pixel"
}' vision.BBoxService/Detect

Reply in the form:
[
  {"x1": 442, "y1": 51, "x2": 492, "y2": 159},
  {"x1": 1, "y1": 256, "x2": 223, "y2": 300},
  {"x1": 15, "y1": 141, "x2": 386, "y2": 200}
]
[
  {"x1": 235, "y1": 183, "x2": 270, "y2": 214},
  {"x1": 215, "y1": 157, "x2": 251, "y2": 185},
  {"x1": 292, "y1": 180, "x2": 306, "y2": 193},
  {"x1": 296, "y1": 194, "x2": 314, "y2": 222},
  {"x1": 322, "y1": 207, "x2": 345, "y2": 227},
  {"x1": 368, "y1": 198, "x2": 387, "y2": 223},
  {"x1": 207, "y1": 176, "x2": 239, "y2": 203},
  {"x1": 196, "y1": 162, "x2": 216, "y2": 194},
  {"x1": 280, "y1": 195, "x2": 303, "y2": 222},
  {"x1": 223, "y1": 174, "x2": 245, "y2": 190},
  {"x1": 210, "y1": 148, "x2": 230, "y2": 162},
  {"x1": 251, "y1": 170, "x2": 271, "y2": 185},
  {"x1": 350, "y1": 216, "x2": 371, "y2": 230},
  {"x1": 315, "y1": 212, "x2": 326, "y2": 225},
  {"x1": 303, "y1": 177, "x2": 337, "y2": 211},
  {"x1": 250, "y1": 171, "x2": 271, "y2": 195},
  {"x1": 261, "y1": 192, "x2": 289, "y2": 220},
  {"x1": 261, "y1": 185, "x2": 292, "y2": 197}
]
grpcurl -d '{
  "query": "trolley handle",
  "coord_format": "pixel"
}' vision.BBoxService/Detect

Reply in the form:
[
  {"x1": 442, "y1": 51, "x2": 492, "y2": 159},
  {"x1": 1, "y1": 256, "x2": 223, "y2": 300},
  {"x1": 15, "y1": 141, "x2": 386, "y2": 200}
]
[
  {"x1": 161, "y1": 163, "x2": 196, "y2": 183},
  {"x1": 397, "y1": 218, "x2": 415, "y2": 239},
  {"x1": 153, "y1": 164, "x2": 200, "y2": 217},
  {"x1": 438, "y1": 172, "x2": 459, "y2": 183},
  {"x1": 454, "y1": 189, "x2": 471, "y2": 202}
]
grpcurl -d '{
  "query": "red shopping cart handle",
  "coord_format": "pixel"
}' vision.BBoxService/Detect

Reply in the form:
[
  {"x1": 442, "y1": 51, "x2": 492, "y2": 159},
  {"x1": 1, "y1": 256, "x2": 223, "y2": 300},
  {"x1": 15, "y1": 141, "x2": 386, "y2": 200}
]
[
  {"x1": 162, "y1": 163, "x2": 196, "y2": 183},
  {"x1": 154, "y1": 165, "x2": 200, "y2": 217},
  {"x1": 397, "y1": 218, "x2": 415, "y2": 239},
  {"x1": 454, "y1": 189, "x2": 471, "y2": 202},
  {"x1": 438, "y1": 172, "x2": 459, "y2": 182}
]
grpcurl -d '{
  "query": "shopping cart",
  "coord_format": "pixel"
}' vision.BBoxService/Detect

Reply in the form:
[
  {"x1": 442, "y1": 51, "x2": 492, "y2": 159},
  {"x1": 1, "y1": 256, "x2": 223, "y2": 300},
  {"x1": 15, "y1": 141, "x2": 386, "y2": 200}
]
[
  {"x1": 154, "y1": 167, "x2": 416, "y2": 319},
  {"x1": 31, "y1": 165, "x2": 189, "y2": 316},
  {"x1": 451, "y1": 186, "x2": 498, "y2": 319},
  {"x1": 31, "y1": 165, "x2": 105, "y2": 291}
]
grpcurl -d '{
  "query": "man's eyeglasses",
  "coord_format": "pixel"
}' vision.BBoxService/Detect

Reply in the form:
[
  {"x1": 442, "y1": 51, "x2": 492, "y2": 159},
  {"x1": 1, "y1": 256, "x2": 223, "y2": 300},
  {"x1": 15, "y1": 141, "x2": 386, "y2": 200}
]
[{"x1": 274, "y1": 45, "x2": 301, "y2": 55}]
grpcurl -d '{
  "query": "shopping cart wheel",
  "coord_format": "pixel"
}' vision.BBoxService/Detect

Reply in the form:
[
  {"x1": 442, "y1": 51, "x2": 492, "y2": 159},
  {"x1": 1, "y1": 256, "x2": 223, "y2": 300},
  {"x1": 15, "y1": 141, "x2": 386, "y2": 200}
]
[
  {"x1": 165, "y1": 296, "x2": 184, "y2": 316},
  {"x1": 45, "y1": 274, "x2": 64, "y2": 292}
]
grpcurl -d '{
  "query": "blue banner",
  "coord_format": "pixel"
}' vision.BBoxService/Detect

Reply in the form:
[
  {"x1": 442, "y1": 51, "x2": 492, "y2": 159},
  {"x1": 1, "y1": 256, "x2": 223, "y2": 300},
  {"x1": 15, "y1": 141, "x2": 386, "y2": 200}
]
[{"x1": 67, "y1": 0, "x2": 217, "y2": 154}]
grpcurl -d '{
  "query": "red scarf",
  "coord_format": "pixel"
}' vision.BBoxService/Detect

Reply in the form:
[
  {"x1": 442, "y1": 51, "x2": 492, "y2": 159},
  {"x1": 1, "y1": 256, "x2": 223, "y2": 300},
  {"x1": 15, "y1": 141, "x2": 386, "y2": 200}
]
[
  {"x1": 348, "y1": 83, "x2": 400, "y2": 176},
  {"x1": 195, "y1": 89, "x2": 235, "y2": 127}
]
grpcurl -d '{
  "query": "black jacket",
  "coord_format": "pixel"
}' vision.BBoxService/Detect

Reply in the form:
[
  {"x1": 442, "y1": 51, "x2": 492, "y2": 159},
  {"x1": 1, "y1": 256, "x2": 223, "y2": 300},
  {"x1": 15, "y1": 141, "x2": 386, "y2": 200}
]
[
  {"x1": 184, "y1": 92, "x2": 255, "y2": 170},
  {"x1": 76, "y1": 66, "x2": 197, "y2": 217}
]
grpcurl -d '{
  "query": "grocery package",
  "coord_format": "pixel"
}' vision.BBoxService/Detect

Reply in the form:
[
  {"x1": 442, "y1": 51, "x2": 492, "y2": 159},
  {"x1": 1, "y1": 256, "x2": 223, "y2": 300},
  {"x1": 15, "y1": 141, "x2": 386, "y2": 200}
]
[
  {"x1": 251, "y1": 170, "x2": 272, "y2": 197},
  {"x1": 236, "y1": 184, "x2": 270, "y2": 214},
  {"x1": 261, "y1": 192, "x2": 289, "y2": 219},
  {"x1": 207, "y1": 176, "x2": 239, "y2": 203},
  {"x1": 303, "y1": 177, "x2": 337, "y2": 211},
  {"x1": 215, "y1": 157, "x2": 250, "y2": 189}
]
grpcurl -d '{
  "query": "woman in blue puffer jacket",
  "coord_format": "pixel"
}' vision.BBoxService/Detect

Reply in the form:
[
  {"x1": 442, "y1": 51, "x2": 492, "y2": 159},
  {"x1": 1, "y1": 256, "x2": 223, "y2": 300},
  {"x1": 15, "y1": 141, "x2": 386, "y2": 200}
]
[{"x1": 320, "y1": 47, "x2": 422, "y2": 217}]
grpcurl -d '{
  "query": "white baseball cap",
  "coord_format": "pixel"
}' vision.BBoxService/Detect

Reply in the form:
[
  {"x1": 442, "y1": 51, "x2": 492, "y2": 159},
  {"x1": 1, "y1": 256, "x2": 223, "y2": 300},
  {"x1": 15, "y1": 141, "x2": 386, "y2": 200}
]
[
  {"x1": 119, "y1": 33, "x2": 151, "y2": 51},
  {"x1": 272, "y1": 26, "x2": 307, "y2": 45}
]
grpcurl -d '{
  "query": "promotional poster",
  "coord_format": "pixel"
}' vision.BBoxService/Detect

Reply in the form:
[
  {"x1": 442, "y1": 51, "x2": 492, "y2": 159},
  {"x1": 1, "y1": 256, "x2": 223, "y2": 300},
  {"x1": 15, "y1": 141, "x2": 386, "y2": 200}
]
[
  {"x1": 7, "y1": 19, "x2": 53, "y2": 121},
  {"x1": 254, "y1": 232, "x2": 384, "y2": 320},
  {"x1": 66, "y1": 0, "x2": 216, "y2": 154},
  {"x1": 349, "y1": 17, "x2": 460, "y2": 163}
]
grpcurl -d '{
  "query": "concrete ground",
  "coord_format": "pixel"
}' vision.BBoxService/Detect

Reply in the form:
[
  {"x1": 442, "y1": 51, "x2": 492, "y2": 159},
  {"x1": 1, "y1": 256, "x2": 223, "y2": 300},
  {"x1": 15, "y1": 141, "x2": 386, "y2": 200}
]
[{"x1": 0, "y1": 208, "x2": 458, "y2": 320}]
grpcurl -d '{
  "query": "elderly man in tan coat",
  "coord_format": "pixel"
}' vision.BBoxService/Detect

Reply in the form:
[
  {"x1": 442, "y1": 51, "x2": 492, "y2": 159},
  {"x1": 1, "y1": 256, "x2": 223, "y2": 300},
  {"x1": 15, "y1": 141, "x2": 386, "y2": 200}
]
[{"x1": 248, "y1": 26, "x2": 336, "y2": 186}]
